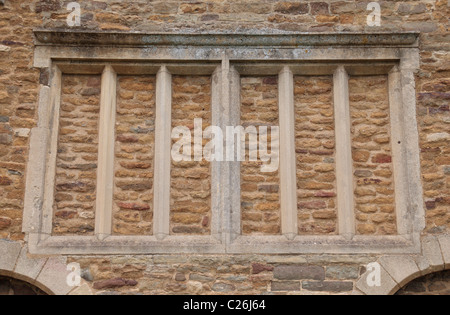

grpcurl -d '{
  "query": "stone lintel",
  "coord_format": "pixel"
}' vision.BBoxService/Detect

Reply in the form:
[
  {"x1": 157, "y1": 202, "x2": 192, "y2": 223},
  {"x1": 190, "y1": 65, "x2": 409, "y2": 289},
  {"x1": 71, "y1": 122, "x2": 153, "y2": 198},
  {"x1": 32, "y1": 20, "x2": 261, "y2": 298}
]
[{"x1": 34, "y1": 30, "x2": 420, "y2": 48}]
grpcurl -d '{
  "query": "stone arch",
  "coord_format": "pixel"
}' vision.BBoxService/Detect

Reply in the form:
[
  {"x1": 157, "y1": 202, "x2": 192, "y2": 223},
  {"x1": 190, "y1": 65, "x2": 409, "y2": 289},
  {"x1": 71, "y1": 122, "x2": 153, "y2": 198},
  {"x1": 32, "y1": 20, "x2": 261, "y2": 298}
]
[
  {"x1": 0, "y1": 240, "x2": 92, "y2": 295},
  {"x1": 356, "y1": 235, "x2": 450, "y2": 295},
  {"x1": 395, "y1": 269, "x2": 450, "y2": 295},
  {"x1": 0, "y1": 275, "x2": 48, "y2": 295}
]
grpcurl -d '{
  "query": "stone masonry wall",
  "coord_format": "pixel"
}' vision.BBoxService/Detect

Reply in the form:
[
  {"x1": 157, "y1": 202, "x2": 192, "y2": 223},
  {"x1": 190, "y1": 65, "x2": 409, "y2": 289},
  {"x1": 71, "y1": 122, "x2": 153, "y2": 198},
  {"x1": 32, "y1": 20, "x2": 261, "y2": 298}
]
[
  {"x1": 294, "y1": 76, "x2": 338, "y2": 235},
  {"x1": 171, "y1": 76, "x2": 212, "y2": 235},
  {"x1": 0, "y1": 1, "x2": 41, "y2": 241},
  {"x1": 53, "y1": 75, "x2": 100, "y2": 236},
  {"x1": 240, "y1": 76, "x2": 281, "y2": 236},
  {"x1": 68, "y1": 254, "x2": 375, "y2": 295},
  {"x1": 349, "y1": 76, "x2": 398, "y2": 235},
  {"x1": 0, "y1": 0, "x2": 448, "y2": 295},
  {"x1": 418, "y1": 51, "x2": 450, "y2": 234},
  {"x1": 113, "y1": 76, "x2": 156, "y2": 236}
]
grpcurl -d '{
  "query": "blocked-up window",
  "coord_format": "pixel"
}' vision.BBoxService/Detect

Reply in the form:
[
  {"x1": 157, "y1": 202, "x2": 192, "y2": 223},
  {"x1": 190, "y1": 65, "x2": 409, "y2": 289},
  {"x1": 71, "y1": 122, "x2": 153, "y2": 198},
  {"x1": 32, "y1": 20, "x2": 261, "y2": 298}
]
[{"x1": 24, "y1": 31, "x2": 425, "y2": 255}]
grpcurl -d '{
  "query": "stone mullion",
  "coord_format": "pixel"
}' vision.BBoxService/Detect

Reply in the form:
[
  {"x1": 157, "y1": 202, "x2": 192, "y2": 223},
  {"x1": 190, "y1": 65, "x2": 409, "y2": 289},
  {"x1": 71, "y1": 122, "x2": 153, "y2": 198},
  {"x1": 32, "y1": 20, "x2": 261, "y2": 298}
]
[
  {"x1": 95, "y1": 65, "x2": 117, "y2": 240},
  {"x1": 153, "y1": 66, "x2": 172, "y2": 240},
  {"x1": 229, "y1": 64, "x2": 242, "y2": 243},
  {"x1": 278, "y1": 66, "x2": 298, "y2": 240},
  {"x1": 398, "y1": 51, "x2": 425, "y2": 236},
  {"x1": 333, "y1": 66, "x2": 356, "y2": 239},
  {"x1": 40, "y1": 65, "x2": 62, "y2": 236},
  {"x1": 219, "y1": 58, "x2": 242, "y2": 244},
  {"x1": 388, "y1": 66, "x2": 409, "y2": 236}
]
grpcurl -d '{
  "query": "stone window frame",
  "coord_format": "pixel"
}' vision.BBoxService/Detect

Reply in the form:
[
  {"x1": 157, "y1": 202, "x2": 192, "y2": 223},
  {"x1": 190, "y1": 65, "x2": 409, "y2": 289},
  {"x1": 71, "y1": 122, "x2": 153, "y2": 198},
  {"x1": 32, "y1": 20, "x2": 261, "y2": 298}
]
[{"x1": 24, "y1": 30, "x2": 425, "y2": 255}]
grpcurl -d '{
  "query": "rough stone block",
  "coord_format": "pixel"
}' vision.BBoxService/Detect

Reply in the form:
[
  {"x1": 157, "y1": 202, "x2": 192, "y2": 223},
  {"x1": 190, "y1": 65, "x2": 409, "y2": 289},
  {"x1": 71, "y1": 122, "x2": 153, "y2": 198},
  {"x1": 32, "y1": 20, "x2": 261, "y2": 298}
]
[
  {"x1": 93, "y1": 278, "x2": 138, "y2": 290},
  {"x1": 326, "y1": 266, "x2": 360, "y2": 280},
  {"x1": 302, "y1": 281, "x2": 353, "y2": 292},
  {"x1": 189, "y1": 274, "x2": 214, "y2": 282},
  {"x1": 252, "y1": 263, "x2": 274, "y2": 274},
  {"x1": 271, "y1": 281, "x2": 301, "y2": 292},
  {"x1": 211, "y1": 282, "x2": 235, "y2": 292},
  {"x1": 274, "y1": 265, "x2": 325, "y2": 281}
]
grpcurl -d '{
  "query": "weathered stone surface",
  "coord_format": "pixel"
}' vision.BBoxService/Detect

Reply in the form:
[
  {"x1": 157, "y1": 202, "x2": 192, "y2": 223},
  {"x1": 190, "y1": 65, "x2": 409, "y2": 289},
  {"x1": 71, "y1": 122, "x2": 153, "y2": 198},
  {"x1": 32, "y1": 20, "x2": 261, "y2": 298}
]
[
  {"x1": 116, "y1": 202, "x2": 150, "y2": 211},
  {"x1": 379, "y1": 256, "x2": 420, "y2": 287},
  {"x1": 0, "y1": 217, "x2": 12, "y2": 230},
  {"x1": 438, "y1": 236, "x2": 450, "y2": 269},
  {"x1": 252, "y1": 263, "x2": 274, "y2": 274},
  {"x1": 241, "y1": 76, "x2": 281, "y2": 236},
  {"x1": 326, "y1": 266, "x2": 360, "y2": 280},
  {"x1": 302, "y1": 281, "x2": 353, "y2": 292},
  {"x1": 274, "y1": 265, "x2": 325, "y2": 281},
  {"x1": 175, "y1": 273, "x2": 186, "y2": 282},
  {"x1": 212, "y1": 282, "x2": 235, "y2": 292},
  {"x1": 189, "y1": 274, "x2": 214, "y2": 282},
  {"x1": 274, "y1": 2, "x2": 309, "y2": 15},
  {"x1": 0, "y1": 241, "x2": 21, "y2": 272},
  {"x1": 36, "y1": 257, "x2": 73, "y2": 295},
  {"x1": 271, "y1": 281, "x2": 301, "y2": 292},
  {"x1": 93, "y1": 278, "x2": 138, "y2": 290}
]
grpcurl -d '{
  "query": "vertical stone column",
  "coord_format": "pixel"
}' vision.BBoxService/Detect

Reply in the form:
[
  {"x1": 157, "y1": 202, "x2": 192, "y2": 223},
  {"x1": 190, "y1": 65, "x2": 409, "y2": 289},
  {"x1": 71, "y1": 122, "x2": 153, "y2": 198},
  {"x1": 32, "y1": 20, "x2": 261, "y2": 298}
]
[
  {"x1": 95, "y1": 65, "x2": 117, "y2": 240},
  {"x1": 153, "y1": 66, "x2": 172, "y2": 240},
  {"x1": 399, "y1": 49, "x2": 425, "y2": 235},
  {"x1": 219, "y1": 57, "x2": 242, "y2": 244},
  {"x1": 333, "y1": 66, "x2": 355, "y2": 239},
  {"x1": 229, "y1": 65, "x2": 242, "y2": 242},
  {"x1": 211, "y1": 65, "x2": 225, "y2": 241},
  {"x1": 388, "y1": 66, "x2": 409, "y2": 236},
  {"x1": 33, "y1": 65, "x2": 62, "y2": 236},
  {"x1": 278, "y1": 66, "x2": 298, "y2": 240}
]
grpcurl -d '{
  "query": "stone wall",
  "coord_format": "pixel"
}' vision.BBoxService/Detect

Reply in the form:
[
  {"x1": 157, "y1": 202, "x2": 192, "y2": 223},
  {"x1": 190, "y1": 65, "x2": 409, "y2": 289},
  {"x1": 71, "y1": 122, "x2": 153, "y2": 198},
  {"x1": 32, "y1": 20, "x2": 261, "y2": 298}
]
[
  {"x1": 68, "y1": 254, "x2": 373, "y2": 295},
  {"x1": 0, "y1": 0, "x2": 448, "y2": 295},
  {"x1": 171, "y1": 76, "x2": 212, "y2": 235},
  {"x1": 294, "y1": 76, "x2": 337, "y2": 235},
  {"x1": 241, "y1": 76, "x2": 281, "y2": 236},
  {"x1": 113, "y1": 76, "x2": 156, "y2": 236},
  {"x1": 53, "y1": 75, "x2": 100, "y2": 236},
  {"x1": 349, "y1": 76, "x2": 397, "y2": 235}
]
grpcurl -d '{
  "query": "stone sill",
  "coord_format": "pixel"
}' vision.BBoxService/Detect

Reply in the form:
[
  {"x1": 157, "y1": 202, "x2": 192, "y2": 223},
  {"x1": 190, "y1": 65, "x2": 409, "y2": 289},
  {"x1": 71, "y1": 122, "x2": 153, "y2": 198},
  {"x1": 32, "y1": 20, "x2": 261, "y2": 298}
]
[
  {"x1": 33, "y1": 29, "x2": 420, "y2": 48},
  {"x1": 27, "y1": 233, "x2": 421, "y2": 255}
]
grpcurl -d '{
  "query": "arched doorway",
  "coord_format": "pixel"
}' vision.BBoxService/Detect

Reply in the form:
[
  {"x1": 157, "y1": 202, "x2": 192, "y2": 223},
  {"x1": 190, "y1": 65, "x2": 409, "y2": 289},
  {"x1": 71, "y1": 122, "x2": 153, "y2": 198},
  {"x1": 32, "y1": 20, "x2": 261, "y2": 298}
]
[
  {"x1": 395, "y1": 270, "x2": 450, "y2": 295},
  {"x1": 0, "y1": 276, "x2": 48, "y2": 295}
]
